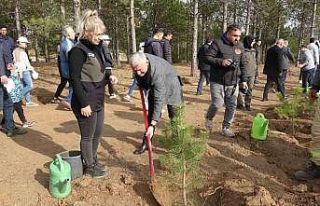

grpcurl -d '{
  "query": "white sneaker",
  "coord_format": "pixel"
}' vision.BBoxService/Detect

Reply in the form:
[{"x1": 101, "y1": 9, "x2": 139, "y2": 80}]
[
  {"x1": 205, "y1": 119, "x2": 213, "y2": 132},
  {"x1": 221, "y1": 127, "x2": 235, "y2": 138},
  {"x1": 123, "y1": 95, "x2": 132, "y2": 102},
  {"x1": 109, "y1": 94, "x2": 117, "y2": 99},
  {"x1": 26, "y1": 102, "x2": 39, "y2": 107}
]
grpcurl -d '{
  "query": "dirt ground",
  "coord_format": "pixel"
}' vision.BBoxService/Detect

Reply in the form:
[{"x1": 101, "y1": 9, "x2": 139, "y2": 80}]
[{"x1": 0, "y1": 62, "x2": 319, "y2": 206}]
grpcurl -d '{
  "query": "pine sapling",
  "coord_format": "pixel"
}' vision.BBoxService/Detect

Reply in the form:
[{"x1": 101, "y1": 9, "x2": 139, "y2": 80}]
[
  {"x1": 274, "y1": 88, "x2": 303, "y2": 134},
  {"x1": 157, "y1": 106, "x2": 209, "y2": 205}
]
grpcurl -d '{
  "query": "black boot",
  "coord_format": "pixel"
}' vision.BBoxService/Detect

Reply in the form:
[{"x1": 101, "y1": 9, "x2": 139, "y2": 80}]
[
  {"x1": 295, "y1": 162, "x2": 320, "y2": 181},
  {"x1": 84, "y1": 164, "x2": 107, "y2": 178},
  {"x1": 133, "y1": 138, "x2": 148, "y2": 155}
]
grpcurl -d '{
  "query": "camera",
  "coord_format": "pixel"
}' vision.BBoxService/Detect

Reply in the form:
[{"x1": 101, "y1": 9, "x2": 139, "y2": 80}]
[
  {"x1": 239, "y1": 87, "x2": 248, "y2": 94},
  {"x1": 229, "y1": 60, "x2": 239, "y2": 70}
]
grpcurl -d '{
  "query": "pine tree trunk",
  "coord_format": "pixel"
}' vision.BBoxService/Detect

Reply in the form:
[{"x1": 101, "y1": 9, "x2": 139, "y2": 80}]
[
  {"x1": 44, "y1": 38, "x2": 49, "y2": 62},
  {"x1": 183, "y1": 161, "x2": 187, "y2": 206},
  {"x1": 233, "y1": 3, "x2": 237, "y2": 24},
  {"x1": 222, "y1": 1, "x2": 229, "y2": 32},
  {"x1": 73, "y1": 0, "x2": 81, "y2": 29},
  {"x1": 245, "y1": 0, "x2": 252, "y2": 35},
  {"x1": 114, "y1": 15, "x2": 120, "y2": 65},
  {"x1": 34, "y1": 37, "x2": 39, "y2": 62},
  {"x1": 15, "y1": 0, "x2": 22, "y2": 37},
  {"x1": 311, "y1": 0, "x2": 317, "y2": 38},
  {"x1": 191, "y1": 0, "x2": 199, "y2": 77},
  {"x1": 130, "y1": 0, "x2": 137, "y2": 53},
  {"x1": 96, "y1": 0, "x2": 101, "y2": 14},
  {"x1": 298, "y1": 2, "x2": 305, "y2": 47},
  {"x1": 60, "y1": 0, "x2": 66, "y2": 23}
]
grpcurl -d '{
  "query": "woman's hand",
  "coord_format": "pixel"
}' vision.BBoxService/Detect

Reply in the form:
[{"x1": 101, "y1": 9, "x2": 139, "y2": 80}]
[
  {"x1": 109, "y1": 75, "x2": 118, "y2": 85},
  {"x1": 81, "y1": 105, "x2": 92, "y2": 117}
]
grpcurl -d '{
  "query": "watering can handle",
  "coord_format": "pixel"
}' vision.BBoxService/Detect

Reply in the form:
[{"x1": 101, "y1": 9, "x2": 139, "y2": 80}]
[
  {"x1": 256, "y1": 113, "x2": 265, "y2": 119},
  {"x1": 56, "y1": 154, "x2": 64, "y2": 172}
]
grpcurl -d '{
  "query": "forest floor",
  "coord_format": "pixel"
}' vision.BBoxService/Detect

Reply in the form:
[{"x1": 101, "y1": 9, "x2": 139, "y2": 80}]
[{"x1": 0, "y1": 62, "x2": 318, "y2": 206}]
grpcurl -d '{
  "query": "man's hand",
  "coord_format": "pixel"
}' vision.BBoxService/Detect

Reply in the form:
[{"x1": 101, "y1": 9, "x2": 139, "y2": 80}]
[
  {"x1": 145, "y1": 125, "x2": 155, "y2": 139},
  {"x1": 240, "y1": 82, "x2": 248, "y2": 90},
  {"x1": 222, "y1": 59, "x2": 232, "y2": 67},
  {"x1": 109, "y1": 75, "x2": 118, "y2": 84},
  {"x1": 0, "y1": 75, "x2": 8, "y2": 84},
  {"x1": 7, "y1": 63, "x2": 13, "y2": 70},
  {"x1": 81, "y1": 105, "x2": 92, "y2": 117},
  {"x1": 309, "y1": 89, "x2": 318, "y2": 101}
]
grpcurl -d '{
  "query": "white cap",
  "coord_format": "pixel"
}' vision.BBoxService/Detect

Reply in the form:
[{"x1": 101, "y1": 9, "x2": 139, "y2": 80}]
[
  {"x1": 17, "y1": 36, "x2": 30, "y2": 44},
  {"x1": 100, "y1": 34, "x2": 112, "y2": 41}
]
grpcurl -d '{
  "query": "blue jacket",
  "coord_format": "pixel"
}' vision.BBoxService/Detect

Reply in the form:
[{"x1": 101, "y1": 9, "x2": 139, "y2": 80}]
[
  {"x1": 0, "y1": 36, "x2": 14, "y2": 66},
  {"x1": 59, "y1": 38, "x2": 74, "y2": 79}
]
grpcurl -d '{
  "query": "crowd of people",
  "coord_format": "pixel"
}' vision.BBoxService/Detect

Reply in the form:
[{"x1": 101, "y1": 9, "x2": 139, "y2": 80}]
[{"x1": 1, "y1": 10, "x2": 320, "y2": 180}]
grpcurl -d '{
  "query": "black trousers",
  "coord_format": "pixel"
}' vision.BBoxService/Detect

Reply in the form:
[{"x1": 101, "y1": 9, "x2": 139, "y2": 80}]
[
  {"x1": 301, "y1": 68, "x2": 315, "y2": 93},
  {"x1": 54, "y1": 77, "x2": 69, "y2": 98},
  {"x1": 1, "y1": 100, "x2": 27, "y2": 125},
  {"x1": 75, "y1": 109, "x2": 104, "y2": 167},
  {"x1": 147, "y1": 92, "x2": 177, "y2": 124},
  {"x1": 263, "y1": 75, "x2": 285, "y2": 100}
]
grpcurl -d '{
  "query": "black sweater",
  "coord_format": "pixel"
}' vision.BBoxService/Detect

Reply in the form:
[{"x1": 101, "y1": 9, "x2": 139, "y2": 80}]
[{"x1": 69, "y1": 39, "x2": 111, "y2": 113}]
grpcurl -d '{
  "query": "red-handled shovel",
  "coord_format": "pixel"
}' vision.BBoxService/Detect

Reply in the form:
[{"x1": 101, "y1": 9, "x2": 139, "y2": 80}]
[{"x1": 139, "y1": 88, "x2": 155, "y2": 177}]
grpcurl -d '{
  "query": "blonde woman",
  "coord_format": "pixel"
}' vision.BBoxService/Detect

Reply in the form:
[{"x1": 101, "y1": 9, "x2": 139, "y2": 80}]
[
  {"x1": 69, "y1": 10, "x2": 118, "y2": 178},
  {"x1": 13, "y1": 36, "x2": 38, "y2": 107}
]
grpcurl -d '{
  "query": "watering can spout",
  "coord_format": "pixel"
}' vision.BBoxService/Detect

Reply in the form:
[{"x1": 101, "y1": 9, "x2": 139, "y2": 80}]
[{"x1": 60, "y1": 179, "x2": 70, "y2": 193}]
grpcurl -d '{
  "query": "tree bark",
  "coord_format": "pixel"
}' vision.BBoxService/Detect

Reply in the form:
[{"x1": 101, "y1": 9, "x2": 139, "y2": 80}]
[
  {"x1": 191, "y1": 0, "x2": 199, "y2": 77},
  {"x1": 130, "y1": 0, "x2": 137, "y2": 53},
  {"x1": 96, "y1": 0, "x2": 101, "y2": 14},
  {"x1": 222, "y1": 1, "x2": 229, "y2": 32},
  {"x1": 15, "y1": 0, "x2": 22, "y2": 37},
  {"x1": 298, "y1": 3, "x2": 306, "y2": 47},
  {"x1": 73, "y1": 0, "x2": 81, "y2": 29},
  {"x1": 60, "y1": 0, "x2": 66, "y2": 23},
  {"x1": 245, "y1": 0, "x2": 252, "y2": 35},
  {"x1": 311, "y1": 0, "x2": 317, "y2": 38},
  {"x1": 34, "y1": 37, "x2": 39, "y2": 62}
]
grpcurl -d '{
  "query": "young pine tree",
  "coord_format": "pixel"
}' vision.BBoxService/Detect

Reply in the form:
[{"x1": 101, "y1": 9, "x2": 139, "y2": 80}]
[{"x1": 158, "y1": 106, "x2": 208, "y2": 205}]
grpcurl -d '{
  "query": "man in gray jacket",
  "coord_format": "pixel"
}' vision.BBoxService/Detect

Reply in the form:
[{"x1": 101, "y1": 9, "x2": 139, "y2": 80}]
[{"x1": 129, "y1": 52, "x2": 183, "y2": 154}]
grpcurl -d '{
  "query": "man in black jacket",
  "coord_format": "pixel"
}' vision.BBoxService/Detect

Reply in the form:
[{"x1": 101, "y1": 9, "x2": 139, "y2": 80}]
[
  {"x1": 196, "y1": 39, "x2": 212, "y2": 95},
  {"x1": 144, "y1": 28, "x2": 164, "y2": 58},
  {"x1": 161, "y1": 32, "x2": 173, "y2": 64},
  {"x1": 262, "y1": 39, "x2": 286, "y2": 101},
  {"x1": 203, "y1": 25, "x2": 247, "y2": 138}
]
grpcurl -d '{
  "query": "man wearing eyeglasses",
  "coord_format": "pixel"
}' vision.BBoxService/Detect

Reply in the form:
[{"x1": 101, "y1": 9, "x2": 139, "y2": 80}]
[
  {"x1": 129, "y1": 52, "x2": 183, "y2": 154},
  {"x1": 201, "y1": 24, "x2": 247, "y2": 138}
]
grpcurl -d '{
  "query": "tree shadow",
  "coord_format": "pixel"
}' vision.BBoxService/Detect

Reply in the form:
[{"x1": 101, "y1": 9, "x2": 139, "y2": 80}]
[{"x1": 12, "y1": 128, "x2": 66, "y2": 158}]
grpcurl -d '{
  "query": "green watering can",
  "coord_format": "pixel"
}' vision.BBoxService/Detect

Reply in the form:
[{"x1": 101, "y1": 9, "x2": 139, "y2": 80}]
[
  {"x1": 49, "y1": 154, "x2": 72, "y2": 199},
  {"x1": 251, "y1": 113, "x2": 269, "y2": 140}
]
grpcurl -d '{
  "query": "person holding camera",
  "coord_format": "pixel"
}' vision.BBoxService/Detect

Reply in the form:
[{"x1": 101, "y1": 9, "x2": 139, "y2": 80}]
[
  {"x1": 237, "y1": 35, "x2": 256, "y2": 111},
  {"x1": 202, "y1": 25, "x2": 247, "y2": 138}
]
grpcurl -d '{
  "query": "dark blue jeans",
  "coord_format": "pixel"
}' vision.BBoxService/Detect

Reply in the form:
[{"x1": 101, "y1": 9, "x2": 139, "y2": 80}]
[
  {"x1": 2, "y1": 87, "x2": 14, "y2": 131},
  {"x1": 301, "y1": 68, "x2": 315, "y2": 93}
]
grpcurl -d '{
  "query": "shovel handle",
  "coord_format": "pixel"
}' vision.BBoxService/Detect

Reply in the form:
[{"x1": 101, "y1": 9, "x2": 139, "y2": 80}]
[{"x1": 139, "y1": 87, "x2": 155, "y2": 177}]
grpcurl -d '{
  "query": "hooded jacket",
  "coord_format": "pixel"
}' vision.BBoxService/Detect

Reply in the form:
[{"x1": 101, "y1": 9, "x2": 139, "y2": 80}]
[
  {"x1": 202, "y1": 33, "x2": 247, "y2": 86},
  {"x1": 144, "y1": 37, "x2": 163, "y2": 58},
  {"x1": 242, "y1": 36, "x2": 257, "y2": 77}
]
